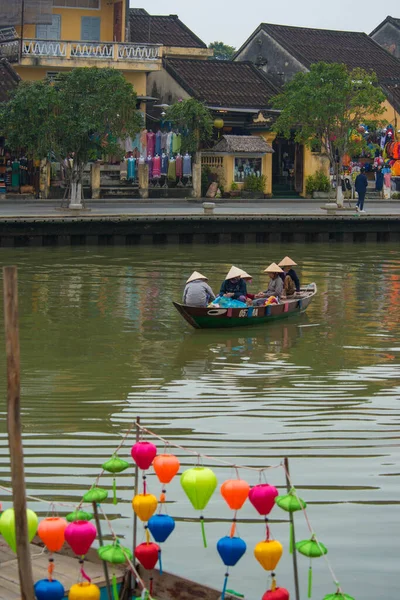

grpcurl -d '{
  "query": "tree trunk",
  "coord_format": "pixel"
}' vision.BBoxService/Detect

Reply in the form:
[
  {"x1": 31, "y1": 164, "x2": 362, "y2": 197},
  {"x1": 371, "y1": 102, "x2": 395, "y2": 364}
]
[{"x1": 69, "y1": 160, "x2": 84, "y2": 209}]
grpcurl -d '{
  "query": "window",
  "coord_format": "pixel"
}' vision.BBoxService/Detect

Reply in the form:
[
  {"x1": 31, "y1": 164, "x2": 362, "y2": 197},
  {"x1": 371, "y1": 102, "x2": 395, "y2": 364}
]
[
  {"x1": 36, "y1": 14, "x2": 61, "y2": 40},
  {"x1": 53, "y1": 0, "x2": 100, "y2": 8},
  {"x1": 81, "y1": 16, "x2": 101, "y2": 41},
  {"x1": 234, "y1": 157, "x2": 262, "y2": 182}
]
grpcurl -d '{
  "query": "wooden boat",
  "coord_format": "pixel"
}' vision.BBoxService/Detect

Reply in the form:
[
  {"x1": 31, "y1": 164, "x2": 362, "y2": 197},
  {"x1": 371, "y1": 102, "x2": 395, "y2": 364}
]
[{"x1": 174, "y1": 283, "x2": 317, "y2": 329}]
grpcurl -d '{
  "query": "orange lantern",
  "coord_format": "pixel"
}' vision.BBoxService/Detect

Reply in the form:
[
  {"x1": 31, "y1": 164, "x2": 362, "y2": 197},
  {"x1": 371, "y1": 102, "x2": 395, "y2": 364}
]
[
  {"x1": 254, "y1": 540, "x2": 283, "y2": 572},
  {"x1": 220, "y1": 478, "x2": 250, "y2": 537},
  {"x1": 153, "y1": 454, "x2": 180, "y2": 503},
  {"x1": 38, "y1": 517, "x2": 68, "y2": 553},
  {"x1": 132, "y1": 494, "x2": 157, "y2": 522}
]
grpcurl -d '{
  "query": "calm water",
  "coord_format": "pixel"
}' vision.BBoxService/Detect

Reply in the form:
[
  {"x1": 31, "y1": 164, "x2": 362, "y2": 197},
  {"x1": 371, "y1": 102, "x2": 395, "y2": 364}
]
[{"x1": 0, "y1": 244, "x2": 400, "y2": 599}]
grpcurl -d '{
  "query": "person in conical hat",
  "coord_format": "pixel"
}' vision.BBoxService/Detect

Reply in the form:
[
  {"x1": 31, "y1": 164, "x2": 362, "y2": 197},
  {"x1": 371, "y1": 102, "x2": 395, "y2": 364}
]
[
  {"x1": 278, "y1": 256, "x2": 300, "y2": 294},
  {"x1": 236, "y1": 268, "x2": 255, "y2": 301},
  {"x1": 219, "y1": 265, "x2": 247, "y2": 302},
  {"x1": 183, "y1": 271, "x2": 215, "y2": 307},
  {"x1": 253, "y1": 263, "x2": 284, "y2": 306}
]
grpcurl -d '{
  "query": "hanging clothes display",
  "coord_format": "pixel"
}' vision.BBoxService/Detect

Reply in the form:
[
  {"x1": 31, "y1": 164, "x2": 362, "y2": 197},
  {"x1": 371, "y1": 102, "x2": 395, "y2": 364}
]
[
  {"x1": 172, "y1": 133, "x2": 182, "y2": 154},
  {"x1": 155, "y1": 131, "x2": 162, "y2": 155},
  {"x1": 147, "y1": 131, "x2": 156, "y2": 157},
  {"x1": 153, "y1": 155, "x2": 161, "y2": 178},
  {"x1": 161, "y1": 131, "x2": 168, "y2": 152},
  {"x1": 11, "y1": 160, "x2": 20, "y2": 187},
  {"x1": 127, "y1": 157, "x2": 136, "y2": 181},
  {"x1": 183, "y1": 154, "x2": 192, "y2": 177},
  {"x1": 161, "y1": 154, "x2": 169, "y2": 176},
  {"x1": 146, "y1": 155, "x2": 153, "y2": 179},
  {"x1": 176, "y1": 155, "x2": 183, "y2": 179},
  {"x1": 168, "y1": 158, "x2": 176, "y2": 181},
  {"x1": 140, "y1": 129, "x2": 148, "y2": 156},
  {"x1": 166, "y1": 132, "x2": 173, "y2": 156}
]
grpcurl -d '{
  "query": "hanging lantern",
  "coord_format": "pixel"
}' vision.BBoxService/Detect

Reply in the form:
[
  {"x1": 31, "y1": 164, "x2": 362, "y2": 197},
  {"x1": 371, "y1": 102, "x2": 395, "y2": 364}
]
[
  {"x1": 254, "y1": 540, "x2": 283, "y2": 572},
  {"x1": 135, "y1": 542, "x2": 160, "y2": 569},
  {"x1": 262, "y1": 584, "x2": 290, "y2": 600},
  {"x1": 131, "y1": 441, "x2": 157, "y2": 470},
  {"x1": 220, "y1": 478, "x2": 250, "y2": 537},
  {"x1": 66, "y1": 511, "x2": 93, "y2": 523},
  {"x1": 180, "y1": 466, "x2": 218, "y2": 548},
  {"x1": 0, "y1": 508, "x2": 38, "y2": 553},
  {"x1": 64, "y1": 521, "x2": 97, "y2": 556},
  {"x1": 132, "y1": 494, "x2": 158, "y2": 522},
  {"x1": 296, "y1": 536, "x2": 328, "y2": 599},
  {"x1": 83, "y1": 486, "x2": 108, "y2": 504},
  {"x1": 249, "y1": 484, "x2": 279, "y2": 516},
  {"x1": 38, "y1": 517, "x2": 68, "y2": 553},
  {"x1": 322, "y1": 593, "x2": 355, "y2": 600},
  {"x1": 98, "y1": 540, "x2": 133, "y2": 600},
  {"x1": 153, "y1": 454, "x2": 180, "y2": 503},
  {"x1": 102, "y1": 455, "x2": 130, "y2": 505},
  {"x1": 147, "y1": 514, "x2": 175, "y2": 574},
  {"x1": 68, "y1": 582, "x2": 101, "y2": 600},
  {"x1": 34, "y1": 579, "x2": 65, "y2": 600},
  {"x1": 214, "y1": 118, "x2": 224, "y2": 130},
  {"x1": 275, "y1": 488, "x2": 306, "y2": 554},
  {"x1": 217, "y1": 536, "x2": 246, "y2": 600}
]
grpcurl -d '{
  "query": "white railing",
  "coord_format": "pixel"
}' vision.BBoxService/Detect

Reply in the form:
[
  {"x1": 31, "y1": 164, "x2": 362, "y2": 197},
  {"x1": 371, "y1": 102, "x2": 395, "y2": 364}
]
[
  {"x1": 117, "y1": 43, "x2": 160, "y2": 60},
  {"x1": 71, "y1": 42, "x2": 114, "y2": 58},
  {"x1": 23, "y1": 40, "x2": 67, "y2": 57}
]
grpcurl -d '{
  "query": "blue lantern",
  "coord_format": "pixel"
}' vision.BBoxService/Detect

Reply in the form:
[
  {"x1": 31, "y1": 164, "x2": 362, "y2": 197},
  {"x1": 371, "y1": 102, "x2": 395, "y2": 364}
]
[
  {"x1": 148, "y1": 514, "x2": 175, "y2": 543},
  {"x1": 34, "y1": 579, "x2": 65, "y2": 600},
  {"x1": 217, "y1": 536, "x2": 247, "y2": 600}
]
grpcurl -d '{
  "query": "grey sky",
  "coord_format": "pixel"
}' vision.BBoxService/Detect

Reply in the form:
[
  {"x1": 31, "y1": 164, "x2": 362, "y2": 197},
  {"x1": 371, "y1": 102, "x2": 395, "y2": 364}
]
[{"x1": 135, "y1": 0, "x2": 388, "y2": 49}]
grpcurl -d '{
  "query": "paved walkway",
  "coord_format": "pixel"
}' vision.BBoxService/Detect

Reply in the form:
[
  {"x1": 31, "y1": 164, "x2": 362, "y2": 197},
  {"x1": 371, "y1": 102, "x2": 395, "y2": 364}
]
[{"x1": 1, "y1": 199, "x2": 400, "y2": 218}]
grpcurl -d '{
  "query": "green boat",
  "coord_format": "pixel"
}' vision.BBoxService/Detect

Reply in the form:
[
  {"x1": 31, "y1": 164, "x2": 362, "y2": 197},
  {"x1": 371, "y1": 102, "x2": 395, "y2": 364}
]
[{"x1": 173, "y1": 283, "x2": 317, "y2": 329}]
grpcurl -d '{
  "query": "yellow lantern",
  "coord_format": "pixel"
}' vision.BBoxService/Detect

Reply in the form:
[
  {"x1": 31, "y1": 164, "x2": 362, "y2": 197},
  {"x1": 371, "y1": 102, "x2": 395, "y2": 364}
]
[
  {"x1": 254, "y1": 540, "x2": 283, "y2": 571},
  {"x1": 213, "y1": 118, "x2": 224, "y2": 130},
  {"x1": 69, "y1": 583, "x2": 100, "y2": 600},
  {"x1": 132, "y1": 493, "x2": 157, "y2": 522}
]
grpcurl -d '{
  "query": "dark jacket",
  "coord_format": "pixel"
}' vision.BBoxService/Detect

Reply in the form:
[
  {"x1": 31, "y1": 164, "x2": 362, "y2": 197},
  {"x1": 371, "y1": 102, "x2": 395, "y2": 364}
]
[
  {"x1": 355, "y1": 173, "x2": 368, "y2": 193},
  {"x1": 219, "y1": 278, "x2": 247, "y2": 299}
]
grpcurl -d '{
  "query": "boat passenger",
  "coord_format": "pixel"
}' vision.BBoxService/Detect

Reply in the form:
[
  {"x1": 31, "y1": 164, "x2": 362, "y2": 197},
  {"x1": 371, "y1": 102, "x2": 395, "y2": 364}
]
[
  {"x1": 219, "y1": 266, "x2": 247, "y2": 302},
  {"x1": 253, "y1": 263, "x2": 284, "y2": 305},
  {"x1": 183, "y1": 271, "x2": 215, "y2": 307},
  {"x1": 236, "y1": 268, "x2": 255, "y2": 300},
  {"x1": 278, "y1": 256, "x2": 300, "y2": 295}
]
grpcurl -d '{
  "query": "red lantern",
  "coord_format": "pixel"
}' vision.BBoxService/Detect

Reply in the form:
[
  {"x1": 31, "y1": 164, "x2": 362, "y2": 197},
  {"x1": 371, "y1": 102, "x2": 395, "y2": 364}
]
[
  {"x1": 249, "y1": 484, "x2": 279, "y2": 516},
  {"x1": 153, "y1": 454, "x2": 180, "y2": 484},
  {"x1": 262, "y1": 587, "x2": 290, "y2": 600},
  {"x1": 131, "y1": 441, "x2": 157, "y2": 470},
  {"x1": 38, "y1": 517, "x2": 68, "y2": 553},
  {"x1": 134, "y1": 542, "x2": 160, "y2": 570},
  {"x1": 65, "y1": 521, "x2": 97, "y2": 556},
  {"x1": 221, "y1": 479, "x2": 250, "y2": 510}
]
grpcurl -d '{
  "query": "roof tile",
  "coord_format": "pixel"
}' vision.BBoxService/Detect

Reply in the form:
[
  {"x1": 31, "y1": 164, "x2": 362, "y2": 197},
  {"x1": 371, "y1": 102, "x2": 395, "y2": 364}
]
[{"x1": 129, "y1": 11, "x2": 207, "y2": 48}]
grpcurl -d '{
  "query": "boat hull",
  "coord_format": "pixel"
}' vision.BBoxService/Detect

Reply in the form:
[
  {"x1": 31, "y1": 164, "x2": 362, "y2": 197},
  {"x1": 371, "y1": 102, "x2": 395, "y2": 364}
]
[{"x1": 174, "y1": 283, "x2": 317, "y2": 329}]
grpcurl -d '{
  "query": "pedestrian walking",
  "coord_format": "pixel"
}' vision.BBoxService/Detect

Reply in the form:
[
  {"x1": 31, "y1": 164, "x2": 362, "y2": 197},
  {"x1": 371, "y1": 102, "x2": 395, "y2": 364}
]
[{"x1": 355, "y1": 167, "x2": 368, "y2": 213}]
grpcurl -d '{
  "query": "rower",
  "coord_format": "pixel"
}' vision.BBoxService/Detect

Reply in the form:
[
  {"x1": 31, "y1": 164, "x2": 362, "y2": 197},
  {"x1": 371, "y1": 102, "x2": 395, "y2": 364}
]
[
  {"x1": 183, "y1": 271, "x2": 216, "y2": 307},
  {"x1": 278, "y1": 256, "x2": 300, "y2": 296},
  {"x1": 219, "y1": 266, "x2": 247, "y2": 302}
]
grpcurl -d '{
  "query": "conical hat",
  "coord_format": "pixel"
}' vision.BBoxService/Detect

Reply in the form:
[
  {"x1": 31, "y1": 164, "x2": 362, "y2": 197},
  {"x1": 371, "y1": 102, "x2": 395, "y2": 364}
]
[
  {"x1": 186, "y1": 271, "x2": 208, "y2": 283},
  {"x1": 225, "y1": 265, "x2": 244, "y2": 280},
  {"x1": 236, "y1": 268, "x2": 252, "y2": 280},
  {"x1": 264, "y1": 263, "x2": 284, "y2": 273},
  {"x1": 278, "y1": 256, "x2": 297, "y2": 267}
]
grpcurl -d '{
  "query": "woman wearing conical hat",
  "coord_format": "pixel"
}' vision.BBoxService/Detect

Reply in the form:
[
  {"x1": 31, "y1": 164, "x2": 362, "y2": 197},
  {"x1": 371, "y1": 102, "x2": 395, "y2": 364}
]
[
  {"x1": 219, "y1": 266, "x2": 247, "y2": 302},
  {"x1": 278, "y1": 256, "x2": 300, "y2": 295},
  {"x1": 183, "y1": 271, "x2": 216, "y2": 307},
  {"x1": 252, "y1": 263, "x2": 284, "y2": 306}
]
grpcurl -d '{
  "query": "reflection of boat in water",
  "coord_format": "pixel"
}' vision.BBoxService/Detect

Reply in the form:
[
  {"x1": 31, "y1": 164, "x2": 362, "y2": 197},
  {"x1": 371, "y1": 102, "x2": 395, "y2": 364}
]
[{"x1": 173, "y1": 284, "x2": 317, "y2": 329}]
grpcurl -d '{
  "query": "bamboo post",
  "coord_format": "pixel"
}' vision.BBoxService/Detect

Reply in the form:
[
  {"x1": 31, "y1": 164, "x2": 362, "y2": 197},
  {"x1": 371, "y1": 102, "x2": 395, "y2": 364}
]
[
  {"x1": 92, "y1": 502, "x2": 112, "y2": 600},
  {"x1": 131, "y1": 416, "x2": 140, "y2": 595},
  {"x1": 284, "y1": 457, "x2": 300, "y2": 600},
  {"x1": 3, "y1": 266, "x2": 35, "y2": 600}
]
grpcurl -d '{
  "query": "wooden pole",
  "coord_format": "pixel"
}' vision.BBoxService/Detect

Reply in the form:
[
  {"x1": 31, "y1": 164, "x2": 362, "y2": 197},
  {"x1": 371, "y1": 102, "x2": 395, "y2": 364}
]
[
  {"x1": 131, "y1": 416, "x2": 140, "y2": 595},
  {"x1": 284, "y1": 457, "x2": 300, "y2": 600},
  {"x1": 19, "y1": 0, "x2": 25, "y2": 60},
  {"x1": 92, "y1": 502, "x2": 112, "y2": 600},
  {"x1": 3, "y1": 266, "x2": 35, "y2": 600}
]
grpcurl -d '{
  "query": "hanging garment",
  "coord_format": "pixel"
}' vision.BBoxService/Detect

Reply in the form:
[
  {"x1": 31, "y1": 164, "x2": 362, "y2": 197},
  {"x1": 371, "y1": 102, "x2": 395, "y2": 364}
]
[
  {"x1": 124, "y1": 137, "x2": 133, "y2": 153},
  {"x1": 161, "y1": 131, "x2": 168, "y2": 151},
  {"x1": 132, "y1": 134, "x2": 141, "y2": 151},
  {"x1": 147, "y1": 131, "x2": 156, "y2": 157},
  {"x1": 161, "y1": 154, "x2": 168, "y2": 176},
  {"x1": 175, "y1": 155, "x2": 183, "y2": 178},
  {"x1": 140, "y1": 130, "x2": 147, "y2": 155},
  {"x1": 155, "y1": 130, "x2": 162, "y2": 155},
  {"x1": 183, "y1": 154, "x2": 192, "y2": 177},
  {"x1": 166, "y1": 132, "x2": 173, "y2": 155},
  {"x1": 127, "y1": 157, "x2": 136, "y2": 181},
  {"x1": 11, "y1": 160, "x2": 20, "y2": 187},
  {"x1": 167, "y1": 158, "x2": 176, "y2": 181},
  {"x1": 172, "y1": 133, "x2": 182, "y2": 154},
  {"x1": 153, "y1": 155, "x2": 161, "y2": 178},
  {"x1": 146, "y1": 156, "x2": 153, "y2": 179}
]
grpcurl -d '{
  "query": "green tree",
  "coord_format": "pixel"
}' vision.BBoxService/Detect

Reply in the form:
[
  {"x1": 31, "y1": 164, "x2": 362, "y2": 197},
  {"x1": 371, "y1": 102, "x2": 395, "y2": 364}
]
[
  {"x1": 165, "y1": 98, "x2": 213, "y2": 153},
  {"x1": 0, "y1": 67, "x2": 142, "y2": 207},
  {"x1": 272, "y1": 62, "x2": 385, "y2": 205},
  {"x1": 208, "y1": 41, "x2": 236, "y2": 61}
]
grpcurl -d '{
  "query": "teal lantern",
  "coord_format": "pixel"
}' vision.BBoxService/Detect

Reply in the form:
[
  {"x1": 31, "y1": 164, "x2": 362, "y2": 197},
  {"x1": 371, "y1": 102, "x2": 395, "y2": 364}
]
[{"x1": 102, "y1": 455, "x2": 130, "y2": 505}]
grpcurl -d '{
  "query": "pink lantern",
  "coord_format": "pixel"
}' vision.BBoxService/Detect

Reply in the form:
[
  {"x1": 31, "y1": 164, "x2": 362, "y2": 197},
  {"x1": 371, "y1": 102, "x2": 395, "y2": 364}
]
[
  {"x1": 131, "y1": 441, "x2": 157, "y2": 470},
  {"x1": 65, "y1": 521, "x2": 97, "y2": 556},
  {"x1": 249, "y1": 484, "x2": 279, "y2": 516}
]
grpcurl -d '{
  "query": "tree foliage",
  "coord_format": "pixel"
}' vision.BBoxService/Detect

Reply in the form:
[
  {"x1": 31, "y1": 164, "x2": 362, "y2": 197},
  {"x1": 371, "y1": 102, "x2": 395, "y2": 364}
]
[
  {"x1": 208, "y1": 41, "x2": 236, "y2": 61},
  {"x1": 272, "y1": 62, "x2": 386, "y2": 170},
  {"x1": 164, "y1": 98, "x2": 213, "y2": 153},
  {"x1": 0, "y1": 67, "x2": 143, "y2": 204}
]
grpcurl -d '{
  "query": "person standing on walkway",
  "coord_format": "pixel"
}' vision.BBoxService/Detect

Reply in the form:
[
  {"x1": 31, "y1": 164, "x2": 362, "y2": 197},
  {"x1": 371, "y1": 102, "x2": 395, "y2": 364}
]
[{"x1": 355, "y1": 167, "x2": 368, "y2": 213}]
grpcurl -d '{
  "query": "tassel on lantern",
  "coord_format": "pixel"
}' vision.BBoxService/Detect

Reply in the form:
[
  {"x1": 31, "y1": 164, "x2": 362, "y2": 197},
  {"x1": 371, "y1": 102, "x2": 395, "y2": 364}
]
[
  {"x1": 296, "y1": 535, "x2": 328, "y2": 599},
  {"x1": 98, "y1": 539, "x2": 133, "y2": 600},
  {"x1": 180, "y1": 466, "x2": 217, "y2": 548}
]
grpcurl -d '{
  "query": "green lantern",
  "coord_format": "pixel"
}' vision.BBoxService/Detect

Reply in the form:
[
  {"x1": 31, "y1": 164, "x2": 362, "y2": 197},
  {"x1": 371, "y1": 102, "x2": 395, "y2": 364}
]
[
  {"x1": 83, "y1": 486, "x2": 108, "y2": 503},
  {"x1": 102, "y1": 455, "x2": 130, "y2": 505},
  {"x1": 296, "y1": 535, "x2": 328, "y2": 599},
  {"x1": 66, "y1": 510, "x2": 94, "y2": 523},
  {"x1": 323, "y1": 592, "x2": 355, "y2": 600},
  {"x1": 275, "y1": 488, "x2": 306, "y2": 554},
  {"x1": 180, "y1": 466, "x2": 217, "y2": 548},
  {"x1": 98, "y1": 539, "x2": 133, "y2": 600},
  {"x1": 0, "y1": 508, "x2": 38, "y2": 553}
]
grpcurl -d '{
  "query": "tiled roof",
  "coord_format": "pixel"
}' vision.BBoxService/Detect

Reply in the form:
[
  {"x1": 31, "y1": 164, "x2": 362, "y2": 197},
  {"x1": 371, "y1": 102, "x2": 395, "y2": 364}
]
[
  {"x1": 370, "y1": 16, "x2": 400, "y2": 36},
  {"x1": 129, "y1": 11, "x2": 207, "y2": 48},
  {"x1": 0, "y1": 58, "x2": 19, "y2": 102},
  {"x1": 212, "y1": 135, "x2": 273, "y2": 154},
  {"x1": 260, "y1": 23, "x2": 400, "y2": 82},
  {"x1": 163, "y1": 58, "x2": 281, "y2": 108}
]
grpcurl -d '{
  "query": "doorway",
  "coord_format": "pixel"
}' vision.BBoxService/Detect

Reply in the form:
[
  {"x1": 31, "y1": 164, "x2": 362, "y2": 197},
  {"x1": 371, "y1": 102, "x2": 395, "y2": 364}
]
[{"x1": 272, "y1": 137, "x2": 300, "y2": 197}]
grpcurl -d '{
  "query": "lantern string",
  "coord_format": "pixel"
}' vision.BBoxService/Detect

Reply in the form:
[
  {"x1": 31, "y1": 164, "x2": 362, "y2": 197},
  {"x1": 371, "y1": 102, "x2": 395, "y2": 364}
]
[{"x1": 0, "y1": 484, "x2": 91, "y2": 508}]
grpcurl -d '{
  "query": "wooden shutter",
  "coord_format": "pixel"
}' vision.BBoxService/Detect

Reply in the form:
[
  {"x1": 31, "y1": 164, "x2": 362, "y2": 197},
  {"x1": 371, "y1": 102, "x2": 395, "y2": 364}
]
[{"x1": 81, "y1": 16, "x2": 101, "y2": 42}]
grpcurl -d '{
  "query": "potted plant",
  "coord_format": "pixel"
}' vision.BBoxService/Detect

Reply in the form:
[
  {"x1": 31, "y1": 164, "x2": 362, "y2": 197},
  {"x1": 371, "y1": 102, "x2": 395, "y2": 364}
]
[
  {"x1": 242, "y1": 174, "x2": 266, "y2": 199},
  {"x1": 307, "y1": 170, "x2": 331, "y2": 199},
  {"x1": 230, "y1": 181, "x2": 240, "y2": 197}
]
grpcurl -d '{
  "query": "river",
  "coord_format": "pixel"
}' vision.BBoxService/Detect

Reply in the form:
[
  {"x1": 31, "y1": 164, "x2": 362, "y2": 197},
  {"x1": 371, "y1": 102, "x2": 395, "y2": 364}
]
[{"x1": 0, "y1": 242, "x2": 399, "y2": 600}]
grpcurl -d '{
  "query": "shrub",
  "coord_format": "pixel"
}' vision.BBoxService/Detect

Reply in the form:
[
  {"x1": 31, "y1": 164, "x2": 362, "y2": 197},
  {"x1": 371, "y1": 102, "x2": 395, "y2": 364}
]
[
  {"x1": 231, "y1": 181, "x2": 238, "y2": 191},
  {"x1": 392, "y1": 192, "x2": 400, "y2": 199},
  {"x1": 306, "y1": 170, "x2": 330, "y2": 195},
  {"x1": 243, "y1": 174, "x2": 266, "y2": 193}
]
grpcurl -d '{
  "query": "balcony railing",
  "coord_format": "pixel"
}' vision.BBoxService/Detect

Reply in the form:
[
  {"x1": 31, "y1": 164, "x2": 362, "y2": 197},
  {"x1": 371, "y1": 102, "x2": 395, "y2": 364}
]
[{"x1": 0, "y1": 39, "x2": 161, "y2": 63}]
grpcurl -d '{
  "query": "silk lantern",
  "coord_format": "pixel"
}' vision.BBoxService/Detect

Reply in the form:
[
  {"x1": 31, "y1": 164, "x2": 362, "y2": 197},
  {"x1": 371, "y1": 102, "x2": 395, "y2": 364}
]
[
  {"x1": 322, "y1": 593, "x2": 355, "y2": 600},
  {"x1": 83, "y1": 486, "x2": 108, "y2": 504},
  {"x1": 254, "y1": 539, "x2": 283, "y2": 572},
  {"x1": 35, "y1": 579, "x2": 65, "y2": 600},
  {"x1": 0, "y1": 508, "x2": 38, "y2": 553},
  {"x1": 69, "y1": 582, "x2": 101, "y2": 600},
  {"x1": 153, "y1": 453, "x2": 180, "y2": 503},
  {"x1": 131, "y1": 441, "x2": 157, "y2": 471},
  {"x1": 221, "y1": 478, "x2": 250, "y2": 537},
  {"x1": 148, "y1": 514, "x2": 175, "y2": 573},
  {"x1": 134, "y1": 542, "x2": 160, "y2": 596},
  {"x1": 217, "y1": 536, "x2": 246, "y2": 600},
  {"x1": 296, "y1": 536, "x2": 328, "y2": 598},
  {"x1": 132, "y1": 494, "x2": 158, "y2": 522},
  {"x1": 275, "y1": 488, "x2": 306, "y2": 553},
  {"x1": 262, "y1": 582, "x2": 290, "y2": 600},
  {"x1": 102, "y1": 455, "x2": 130, "y2": 505},
  {"x1": 38, "y1": 516, "x2": 68, "y2": 581},
  {"x1": 98, "y1": 540, "x2": 133, "y2": 600},
  {"x1": 180, "y1": 466, "x2": 218, "y2": 547},
  {"x1": 249, "y1": 484, "x2": 279, "y2": 516},
  {"x1": 66, "y1": 511, "x2": 93, "y2": 523},
  {"x1": 65, "y1": 521, "x2": 97, "y2": 556}
]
